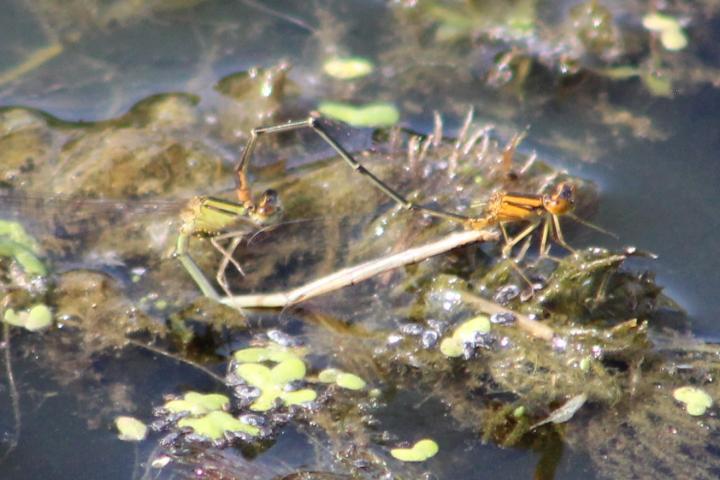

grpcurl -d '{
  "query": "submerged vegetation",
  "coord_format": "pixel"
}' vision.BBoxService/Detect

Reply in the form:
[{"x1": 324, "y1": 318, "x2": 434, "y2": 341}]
[{"x1": 1, "y1": 1, "x2": 720, "y2": 479}]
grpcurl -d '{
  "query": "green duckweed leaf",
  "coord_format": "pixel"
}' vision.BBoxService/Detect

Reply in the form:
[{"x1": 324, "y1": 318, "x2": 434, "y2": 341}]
[
  {"x1": 0, "y1": 220, "x2": 42, "y2": 252},
  {"x1": 250, "y1": 389, "x2": 280, "y2": 412},
  {"x1": 270, "y1": 358, "x2": 307, "y2": 385},
  {"x1": 439, "y1": 337, "x2": 463, "y2": 357},
  {"x1": 0, "y1": 239, "x2": 46, "y2": 276},
  {"x1": 335, "y1": 372, "x2": 366, "y2": 390},
  {"x1": 164, "y1": 392, "x2": 229, "y2": 415},
  {"x1": 453, "y1": 315, "x2": 491, "y2": 342},
  {"x1": 673, "y1": 386, "x2": 713, "y2": 416},
  {"x1": 642, "y1": 13, "x2": 687, "y2": 51},
  {"x1": 318, "y1": 368, "x2": 341, "y2": 383},
  {"x1": 318, "y1": 101, "x2": 399, "y2": 127},
  {"x1": 25, "y1": 304, "x2": 52, "y2": 331},
  {"x1": 178, "y1": 411, "x2": 260, "y2": 440},
  {"x1": 235, "y1": 363, "x2": 273, "y2": 389},
  {"x1": 115, "y1": 416, "x2": 148, "y2": 442},
  {"x1": 390, "y1": 438, "x2": 439, "y2": 462},
  {"x1": 323, "y1": 57, "x2": 374, "y2": 79},
  {"x1": 233, "y1": 346, "x2": 298, "y2": 364},
  {"x1": 660, "y1": 28, "x2": 688, "y2": 51},
  {"x1": 2, "y1": 310, "x2": 24, "y2": 328},
  {"x1": 233, "y1": 347, "x2": 269, "y2": 363},
  {"x1": 642, "y1": 13, "x2": 681, "y2": 32},
  {"x1": 3, "y1": 304, "x2": 53, "y2": 331},
  {"x1": 281, "y1": 389, "x2": 317, "y2": 406}
]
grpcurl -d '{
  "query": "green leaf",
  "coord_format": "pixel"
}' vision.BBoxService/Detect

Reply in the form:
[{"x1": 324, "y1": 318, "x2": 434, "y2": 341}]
[
  {"x1": 661, "y1": 28, "x2": 688, "y2": 51},
  {"x1": 335, "y1": 372, "x2": 366, "y2": 390},
  {"x1": 178, "y1": 411, "x2": 260, "y2": 440},
  {"x1": 390, "y1": 438, "x2": 439, "y2": 462},
  {"x1": 115, "y1": 416, "x2": 148, "y2": 442},
  {"x1": 281, "y1": 388, "x2": 317, "y2": 406},
  {"x1": 235, "y1": 363, "x2": 273, "y2": 388},
  {"x1": 3, "y1": 304, "x2": 53, "y2": 331},
  {"x1": 323, "y1": 57, "x2": 374, "y2": 80},
  {"x1": 233, "y1": 346, "x2": 299, "y2": 364},
  {"x1": 318, "y1": 101, "x2": 399, "y2": 128},
  {"x1": 318, "y1": 368, "x2": 341, "y2": 383},
  {"x1": 453, "y1": 315, "x2": 491, "y2": 341},
  {"x1": 164, "y1": 392, "x2": 229, "y2": 415},
  {"x1": 674, "y1": 386, "x2": 713, "y2": 416},
  {"x1": 0, "y1": 238, "x2": 46, "y2": 276},
  {"x1": 25, "y1": 304, "x2": 52, "y2": 331},
  {"x1": 439, "y1": 337, "x2": 463, "y2": 358},
  {"x1": 270, "y1": 358, "x2": 307, "y2": 385},
  {"x1": 642, "y1": 13, "x2": 682, "y2": 32}
]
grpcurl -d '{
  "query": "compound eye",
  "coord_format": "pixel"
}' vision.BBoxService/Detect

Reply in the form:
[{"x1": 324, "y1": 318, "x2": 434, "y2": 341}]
[
  {"x1": 261, "y1": 189, "x2": 279, "y2": 206},
  {"x1": 258, "y1": 189, "x2": 282, "y2": 217},
  {"x1": 556, "y1": 182, "x2": 575, "y2": 202}
]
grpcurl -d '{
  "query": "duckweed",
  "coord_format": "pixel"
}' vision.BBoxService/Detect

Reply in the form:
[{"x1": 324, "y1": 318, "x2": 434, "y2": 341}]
[
  {"x1": 439, "y1": 338, "x2": 464, "y2": 357},
  {"x1": 673, "y1": 386, "x2": 713, "y2": 416},
  {"x1": 439, "y1": 315, "x2": 491, "y2": 357},
  {"x1": 323, "y1": 57, "x2": 374, "y2": 79},
  {"x1": 178, "y1": 410, "x2": 260, "y2": 440},
  {"x1": 335, "y1": 373, "x2": 367, "y2": 391},
  {"x1": 115, "y1": 416, "x2": 148, "y2": 442},
  {"x1": 318, "y1": 368, "x2": 341, "y2": 383},
  {"x1": 454, "y1": 316, "x2": 491, "y2": 340},
  {"x1": 163, "y1": 392, "x2": 230, "y2": 415},
  {"x1": 3, "y1": 304, "x2": 53, "y2": 331},
  {"x1": 318, "y1": 368, "x2": 367, "y2": 390},
  {"x1": 642, "y1": 13, "x2": 688, "y2": 51},
  {"x1": 233, "y1": 345, "x2": 298, "y2": 364},
  {"x1": 390, "y1": 438, "x2": 439, "y2": 462},
  {"x1": 0, "y1": 220, "x2": 46, "y2": 276},
  {"x1": 512, "y1": 406, "x2": 526, "y2": 418},
  {"x1": 235, "y1": 358, "x2": 316, "y2": 411},
  {"x1": 318, "y1": 101, "x2": 399, "y2": 127}
]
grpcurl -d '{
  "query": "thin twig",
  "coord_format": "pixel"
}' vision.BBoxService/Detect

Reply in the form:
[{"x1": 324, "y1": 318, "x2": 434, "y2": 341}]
[
  {"x1": 458, "y1": 290, "x2": 555, "y2": 341},
  {"x1": 223, "y1": 229, "x2": 498, "y2": 308}
]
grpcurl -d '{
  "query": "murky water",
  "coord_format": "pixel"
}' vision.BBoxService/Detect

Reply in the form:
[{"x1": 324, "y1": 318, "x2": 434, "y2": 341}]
[{"x1": 1, "y1": 1, "x2": 719, "y2": 479}]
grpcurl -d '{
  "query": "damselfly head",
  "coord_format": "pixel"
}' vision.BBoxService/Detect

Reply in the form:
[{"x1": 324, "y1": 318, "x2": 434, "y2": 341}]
[
  {"x1": 255, "y1": 189, "x2": 283, "y2": 223},
  {"x1": 543, "y1": 182, "x2": 575, "y2": 215}
]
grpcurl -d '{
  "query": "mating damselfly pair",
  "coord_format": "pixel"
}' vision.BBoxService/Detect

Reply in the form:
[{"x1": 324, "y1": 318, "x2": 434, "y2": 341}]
[{"x1": 1, "y1": 114, "x2": 598, "y2": 310}]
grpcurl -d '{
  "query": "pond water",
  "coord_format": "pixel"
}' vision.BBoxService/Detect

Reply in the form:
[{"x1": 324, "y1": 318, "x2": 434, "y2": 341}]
[{"x1": 1, "y1": 1, "x2": 719, "y2": 479}]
